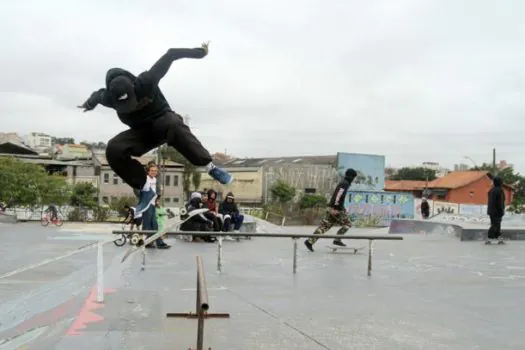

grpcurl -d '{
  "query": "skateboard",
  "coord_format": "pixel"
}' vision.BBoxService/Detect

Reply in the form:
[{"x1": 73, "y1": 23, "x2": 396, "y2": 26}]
[
  {"x1": 121, "y1": 208, "x2": 209, "y2": 263},
  {"x1": 484, "y1": 240, "x2": 506, "y2": 245},
  {"x1": 326, "y1": 245, "x2": 365, "y2": 254}
]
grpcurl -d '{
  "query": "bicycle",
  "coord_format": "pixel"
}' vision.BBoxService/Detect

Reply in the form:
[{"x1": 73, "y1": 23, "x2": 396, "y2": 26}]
[{"x1": 41, "y1": 214, "x2": 63, "y2": 227}]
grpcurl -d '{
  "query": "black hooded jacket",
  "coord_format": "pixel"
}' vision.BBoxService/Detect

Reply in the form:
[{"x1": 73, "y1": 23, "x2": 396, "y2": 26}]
[
  {"x1": 219, "y1": 192, "x2": 239, "y2": 216},
  {"x1": 85, "y1": 47, "x2": 206, "y2": 128},
  {"x1": 487, "y1": 176, "x2": 506, "y2": 217},
  {"x1": 328, "y1": 169, "x2": 357, "y2": 211}
]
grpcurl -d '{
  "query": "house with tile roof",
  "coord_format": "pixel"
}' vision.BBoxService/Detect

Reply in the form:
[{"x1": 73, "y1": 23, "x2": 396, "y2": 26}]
[{"x1": 385, "y1": 171, "x2": 514, "y2": 205}]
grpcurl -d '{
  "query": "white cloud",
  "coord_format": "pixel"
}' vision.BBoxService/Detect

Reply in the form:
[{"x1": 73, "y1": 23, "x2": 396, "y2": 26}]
[{"x1": 1, "y1": 0, "x2": 525, "y2": 172}]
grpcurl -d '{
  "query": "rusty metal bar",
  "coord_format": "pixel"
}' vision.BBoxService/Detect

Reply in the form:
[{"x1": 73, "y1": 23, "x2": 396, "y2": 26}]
[{"x1": 196, "y1": 256, "x2": 208, "y2": 350}]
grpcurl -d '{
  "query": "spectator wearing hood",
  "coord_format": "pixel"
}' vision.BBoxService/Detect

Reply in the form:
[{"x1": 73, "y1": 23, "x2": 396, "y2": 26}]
[
  {"x1": 420, "y1": 198, "x2": 430, "y2": 219},
  {"x1": 219, "y1": 192, "x2": 244, "y2": 233},
  {"x1": 181, "y1": 192, "x2": 216, "y2": 242},
  {"x1": 486, "y1": 176, "x2": 506, "y2": 244}
]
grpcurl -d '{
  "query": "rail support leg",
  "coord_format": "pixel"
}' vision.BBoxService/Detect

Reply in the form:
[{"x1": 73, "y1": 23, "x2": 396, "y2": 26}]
[
  {"x1": 96, "y1": 241, "x2": 104, "y2": 303},
  {"x1": 216, "y1": 237, "x2": 223, "y2": 273},
  {"x1": 292, "y1": 238, "x2": 298, "y2": 274},
  {"x1": 367, "y1": 239, "x2": 373, "y2": 277}
]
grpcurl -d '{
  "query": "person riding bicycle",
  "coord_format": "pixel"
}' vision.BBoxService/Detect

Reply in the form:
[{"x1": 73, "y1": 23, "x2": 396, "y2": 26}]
[{"x1": 45, "y1": 204, "x2": 58, "y2": 221}]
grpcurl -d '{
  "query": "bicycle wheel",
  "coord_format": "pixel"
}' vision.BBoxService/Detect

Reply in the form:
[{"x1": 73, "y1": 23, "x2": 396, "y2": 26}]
[
  {"x1": 114, "y1": 234, "x2": 127, "y2": 247},
  {"x1": 55, "y1": 219, "x2": 63, "y2": 227}
]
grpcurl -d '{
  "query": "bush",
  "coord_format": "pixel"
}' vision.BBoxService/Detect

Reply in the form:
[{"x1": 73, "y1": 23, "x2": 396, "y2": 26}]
[
  {"x1": 299, "y1": 194, "x2": 327, "y2": 210},
  {"x1": 93, "y1": 206, "x2": 110, "y2": 222}
]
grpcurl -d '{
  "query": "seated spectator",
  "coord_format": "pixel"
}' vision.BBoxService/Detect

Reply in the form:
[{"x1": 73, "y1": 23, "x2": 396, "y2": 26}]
[
  {"x1": 206, "y1": 189, "x2": 223, "y2": 232},
  {"x1": 180, "y1": 192, "x2": 215, "y2": 242},
  {"x1": 219, "y1": 192, "x2": 244, "y2": 233}
]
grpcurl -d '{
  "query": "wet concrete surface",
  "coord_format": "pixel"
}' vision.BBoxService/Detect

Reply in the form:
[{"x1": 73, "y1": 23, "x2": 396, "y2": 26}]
[{"x1": 1, "y1": 222, "x2": 525, "y2": 349}]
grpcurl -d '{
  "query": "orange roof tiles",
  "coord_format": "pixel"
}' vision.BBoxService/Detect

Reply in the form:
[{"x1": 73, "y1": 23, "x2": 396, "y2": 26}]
[
  {"x1": 427, "y1": 171, "x2": 488, "y2": 189},
  {"x1": 384, "y1": 180, "x2": 427, "y2": 191}
]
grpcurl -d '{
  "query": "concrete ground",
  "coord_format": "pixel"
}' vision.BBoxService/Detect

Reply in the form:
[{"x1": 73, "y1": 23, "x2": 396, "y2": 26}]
[{"x1": 1, "y1": 222, "x2": 524, "y2": 349}]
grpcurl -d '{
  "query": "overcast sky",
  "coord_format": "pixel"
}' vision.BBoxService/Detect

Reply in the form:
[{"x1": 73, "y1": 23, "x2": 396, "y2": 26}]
[{"x1": 1, "y1": 0, "x2": 525, "y2": 171}]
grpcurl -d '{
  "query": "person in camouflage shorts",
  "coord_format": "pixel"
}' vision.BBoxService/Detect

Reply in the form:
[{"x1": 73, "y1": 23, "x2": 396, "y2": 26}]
[{"x1": 305, "y1": 168, "x2": 357, "y2": 252}]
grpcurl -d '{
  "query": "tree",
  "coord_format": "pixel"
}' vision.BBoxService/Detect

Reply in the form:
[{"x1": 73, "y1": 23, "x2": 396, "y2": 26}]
[
  {"x1": 470, "y1": 162, "x2": 525, "y2": 212},
  {"x1": 0, "y1": 156, "x2": 70, "y2": 208},
  {"x1": 384, "y1": 167, "x2": 396, "y2": 180},
  {"x1": 390, "y1": 167, "x2": 437, "y2": 181},
  {"x1": 69, "y1": 182, "x2": 98, "y2": 208},
  {"x1": 52, "y1": 137, "x2": 75, "y2": 145},
  {"x1": 110, "y1": 196, "x2": 137, "y2": 212},
  {"x1": 270, "y1": 180, "x2": 296, "y2": 204},
  {"x1": 299, "y1": 193, "x2": 327, "y2": 209}
]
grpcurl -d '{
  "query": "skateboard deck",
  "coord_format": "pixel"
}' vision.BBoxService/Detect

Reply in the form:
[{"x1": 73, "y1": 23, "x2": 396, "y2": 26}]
[
  {"x1": 326, "y1": 245, "x2": 365, "y2": 254},
  {"x1": 121, "y1": 208, "x2": 209, "y2": 263}
]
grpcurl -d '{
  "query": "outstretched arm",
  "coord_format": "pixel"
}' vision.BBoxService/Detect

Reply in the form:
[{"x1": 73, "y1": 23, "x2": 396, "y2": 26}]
[
  {"x1": 147, "y1": 42, "x2": 209, "y2": 84},
  {"x1": 77, "y1": 89, "x2": 113, "y2": 112}
]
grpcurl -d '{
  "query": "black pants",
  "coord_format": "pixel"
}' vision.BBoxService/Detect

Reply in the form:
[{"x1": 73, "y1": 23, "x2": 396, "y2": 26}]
[
  {"x1": 106, "y1": 112, "x2": 213, "y2": 189},
  {"x1": 488, "y1": 215, "x2": 502, "y2": 239}
]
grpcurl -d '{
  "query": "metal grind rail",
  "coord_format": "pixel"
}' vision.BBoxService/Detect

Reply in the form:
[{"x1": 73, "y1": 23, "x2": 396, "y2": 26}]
[
  {"x1": 166, "y1": 256, "x2": 230, "y2": 350},
  {"x1": 112, "y1": 231, "x2": 403, "y2": 276}
]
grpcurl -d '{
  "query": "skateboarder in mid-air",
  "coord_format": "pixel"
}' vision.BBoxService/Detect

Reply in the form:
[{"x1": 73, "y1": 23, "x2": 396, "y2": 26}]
[
  {"x1": 77, "y1": 42, "x2": 233, "y2": 216},
  {"x1": 304, "y1": 168, "x2": 357, "y2": 252}
]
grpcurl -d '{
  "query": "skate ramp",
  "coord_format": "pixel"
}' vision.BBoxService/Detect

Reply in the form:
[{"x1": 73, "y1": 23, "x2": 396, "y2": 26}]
[{"x1": 389, "y1": 219, "x2": 463, "y2": 238}]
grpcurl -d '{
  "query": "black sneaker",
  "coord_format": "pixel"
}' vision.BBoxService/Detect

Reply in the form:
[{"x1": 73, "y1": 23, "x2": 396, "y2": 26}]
[
  {"x1": 145, "y1": 244, "x2": 156, "y2": 249},
  {"x1": 497, "y1": 240, "x2": 505, "y2": 245},
  {"x1": 157, "y1": 244, "x2": 171, "y2": 249},
  {"x1": 333, "y1": 240, "x2": 346, "y2": 247},
  {"x1": 304, "y1": 240, "x2": 314, "y2": 252},
  {"x1": 485, "y1": 240, "x2": 492, "y2": 245}
]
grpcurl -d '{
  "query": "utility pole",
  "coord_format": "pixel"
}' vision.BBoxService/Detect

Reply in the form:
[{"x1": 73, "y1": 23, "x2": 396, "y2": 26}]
[{"x1": 492, "y1": 148, "x2": 496, "y2": 175}]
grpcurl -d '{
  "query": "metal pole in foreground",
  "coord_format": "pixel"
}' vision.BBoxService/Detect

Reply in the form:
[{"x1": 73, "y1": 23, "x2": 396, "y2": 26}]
[
  {"x1": 196, "y1": 256, "x2": 209, "y2": 350},
  {"x1": 96, "y1": 241, "x2": 104, "y2": 303},
  {"x1": 292, "y1": 238, "x2": 298, "y2": 274},
  {"x1": 216, "y1": 238, "x2": 223, "y2": 273},
  {"x1": 367, "y1": 239, "x2": 373, "y2": 277}
]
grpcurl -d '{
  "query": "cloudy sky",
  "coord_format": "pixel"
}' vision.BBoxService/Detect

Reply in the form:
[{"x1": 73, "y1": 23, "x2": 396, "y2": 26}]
[{"x1": 1, "y1": 0, "x2": 525, "y2": 171}]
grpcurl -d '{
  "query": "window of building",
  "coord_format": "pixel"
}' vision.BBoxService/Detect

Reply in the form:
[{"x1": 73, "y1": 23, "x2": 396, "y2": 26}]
[
  {"x1": 165, "y1": 175, "x2": 171, "y2": 186},
  {"x1": 304, "y1": 188, "x2": 316, "y2": 194},
  {"x1": 103, "y1": 173, "x2": 109, "y2": 184},
  {"x1": 102, "y1": 196, "x2": 109, "y2": 204},
  {"x1": 111, "y1": 196, "x2": 117, "y2": 203},
  {"x1": 174, "y1": 175, "x2": 179, "y2": 186},
  {"x1": 113, "y1": 173, "x2": 118, "y2": 185},
  {"x1": 165, "y1": 198, "x2": 171, "y2": 203},
  {"x1": 173, "y1": 197, "x2": 180, "y2": 203}
]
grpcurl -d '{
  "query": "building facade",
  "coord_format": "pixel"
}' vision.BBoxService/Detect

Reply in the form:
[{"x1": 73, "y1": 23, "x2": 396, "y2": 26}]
[
  {"x1": 92, "y1": 154, "x2": 185, "y2": 206},
  {"x1": 26, "y1": 132, "x2": 52, "y2": 152},
  {"x1": 385, "y1": 171, "x2": 514, "y2": 205}
]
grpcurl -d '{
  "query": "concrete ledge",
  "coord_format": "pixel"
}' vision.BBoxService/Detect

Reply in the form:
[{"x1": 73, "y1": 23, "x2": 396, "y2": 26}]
[
  {"x1": 460, "y1": 228, "x2": 525, "y2": 241},
  {"x1": 389, "y1": 219, "x2": 463, "y2": 238}
]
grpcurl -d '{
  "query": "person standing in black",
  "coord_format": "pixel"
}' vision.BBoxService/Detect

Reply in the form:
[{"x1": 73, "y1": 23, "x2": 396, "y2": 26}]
[
  {"x1": 420, "y1": 198, "x2": 430, "y2": 219},
  {"x1": 486, "y1": 176, "x2": 506, "y2": 244},
  {"x1": 304, "y1": 168, "x2": 357, "y2": 252}
]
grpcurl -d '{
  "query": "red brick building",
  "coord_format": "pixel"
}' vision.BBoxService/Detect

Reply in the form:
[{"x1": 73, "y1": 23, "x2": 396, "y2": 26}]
[{"x1": 385, "y1": 171, "x2": 513, "y2": 205}]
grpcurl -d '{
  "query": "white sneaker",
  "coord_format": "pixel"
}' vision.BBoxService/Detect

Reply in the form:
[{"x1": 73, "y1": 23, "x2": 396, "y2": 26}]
[{"x1": 223, "y1": 235, "x2": 236, "y2": 241}]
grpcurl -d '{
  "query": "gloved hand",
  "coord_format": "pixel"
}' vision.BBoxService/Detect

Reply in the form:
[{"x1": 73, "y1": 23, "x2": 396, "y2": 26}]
[{"x1": 199, "y1": 41, "x2": 210, "y2": 56}]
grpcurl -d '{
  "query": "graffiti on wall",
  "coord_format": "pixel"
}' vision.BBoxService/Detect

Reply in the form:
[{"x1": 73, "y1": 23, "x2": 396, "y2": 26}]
[
  {"x1": 345, "y1": 190, "x2": 414, "y2": 226},
  {"x1": 336, "y1": 152, "x2": 385, "y2": 191}
]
